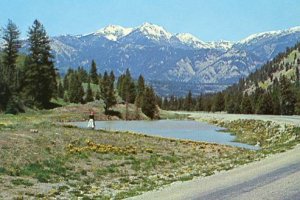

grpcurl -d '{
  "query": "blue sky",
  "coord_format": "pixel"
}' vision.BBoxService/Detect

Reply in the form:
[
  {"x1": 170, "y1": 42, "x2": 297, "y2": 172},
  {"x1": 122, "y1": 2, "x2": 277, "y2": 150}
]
[{"x1": 1, "y1": 0, "x2": 300, "y2": 41}]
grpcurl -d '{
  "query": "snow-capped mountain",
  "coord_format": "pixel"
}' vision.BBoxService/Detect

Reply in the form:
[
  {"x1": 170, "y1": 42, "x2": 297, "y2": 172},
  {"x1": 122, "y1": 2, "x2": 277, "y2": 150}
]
[
  {"x1": 16, "y1": 23, "x2": 300, "y2": 95},
  {"x1": 175, "y1": 33, "x2": 212, "y2": 49},
  {"x1": 92, "y1": 25, "x2": 133, "y2": 41}
]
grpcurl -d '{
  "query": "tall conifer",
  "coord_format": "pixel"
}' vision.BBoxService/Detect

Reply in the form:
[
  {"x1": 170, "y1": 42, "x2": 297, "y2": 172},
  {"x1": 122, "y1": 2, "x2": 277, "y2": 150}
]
[{"x1": 23, "y1": 20, "x2": 57, "y2": 108}]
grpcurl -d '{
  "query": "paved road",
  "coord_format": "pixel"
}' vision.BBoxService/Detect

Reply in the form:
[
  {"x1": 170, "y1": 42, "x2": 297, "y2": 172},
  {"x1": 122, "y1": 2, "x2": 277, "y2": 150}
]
[
  {"x1": 128, "y1": 113, "x2": 300, "y2": 200},
  {"x1": 173, "y1": 112, "x2": 300, "y2": 126},
  {"x1": 128, "y1": 145, "x2": 300, "y2": 200}
]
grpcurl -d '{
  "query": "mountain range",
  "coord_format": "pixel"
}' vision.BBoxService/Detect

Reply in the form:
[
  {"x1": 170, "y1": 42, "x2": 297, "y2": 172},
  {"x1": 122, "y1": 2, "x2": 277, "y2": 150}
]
[{"x1": 18, "y1": 23, "x2": 300, "y2": 96}]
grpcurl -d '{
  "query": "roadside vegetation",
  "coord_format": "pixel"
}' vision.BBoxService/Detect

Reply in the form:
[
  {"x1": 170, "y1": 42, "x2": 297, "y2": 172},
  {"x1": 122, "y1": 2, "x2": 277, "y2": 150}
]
[{"x1": 0, "y1": 109, "x2": 261, "y2": 199}]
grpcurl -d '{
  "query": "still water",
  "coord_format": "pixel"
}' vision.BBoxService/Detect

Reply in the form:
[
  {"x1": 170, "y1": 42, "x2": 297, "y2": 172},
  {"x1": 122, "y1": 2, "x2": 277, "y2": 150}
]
[{"x1": 72, "y1": 120, "x2": 258, "y2": 150}]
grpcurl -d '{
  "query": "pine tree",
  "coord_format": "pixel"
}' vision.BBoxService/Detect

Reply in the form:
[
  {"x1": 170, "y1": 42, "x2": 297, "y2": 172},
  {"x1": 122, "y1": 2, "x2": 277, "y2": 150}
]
[
  {"x1": 63, "y1": 68, "x2": 74, "y2": 91},
  {"x1": 196, "y1": 96, "x2": 203, "y2": 111},
  {"x1": 257, "y1": 92, "x2": 273, "y2": 114},
  {"x1": 135, "y1": 75, "x2": 145, "y2": 107},
  {"x1": 279, "y1": 75, "x2": 296, "y2": 115},
  {"x1": 0, "y1": 71, "x2": 10, "y2": 112},
  {"x1": 184, "y1": 90, "x2": 193, "y2": 111},
  {"x1": 117, "y1": 69, "x2": 136, "y2": 103},
  {"x1": 68, "y1": 72, "x2": 84, "y2": 103},
  {"x1": 142, "y1": 86, "x2": 157, "y2": 119},
  {"x1": 134, "y1": 75, "x2": 145, "y2": 119},
  {"x1": 212, "y1": 92, "x2": 225, "y2": 112},
  {"x1": 2, "y1": 19, "x2": 21, "y2": 90},
  {"x1": 95, "y1": 90, "x2": 101, "y2": 100},
  {"x1": 77, "y1": 67, "x2": 89, "y2": 83},
  {"x1": 90, "y1": 60, "x2": 98, "y2": 84},
  {"x1": 100, "y1": 71, "x2": 116, "y2": 113},
  {"x1": 85, "y1": 82, "x2": 94, "y2": 102},
  {"x1": 241, "y1": 93, "x2": 253, "y2": 114},
  {"x1": 57, "y1": 81, "x2": 64, "y2": 99},
  {"x1": 23, "y1": 20, "x2": 57, "y2": 108}
]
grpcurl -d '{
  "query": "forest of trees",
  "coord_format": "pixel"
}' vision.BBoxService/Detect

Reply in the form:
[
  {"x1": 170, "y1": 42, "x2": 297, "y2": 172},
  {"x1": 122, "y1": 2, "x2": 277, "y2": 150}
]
[
  {"x1": 161, "y1": 43, "x2": 300, "y2": 115},
  {"x1": 0, "y1": 20, "x2": 158, "y2": 119},
  {"x1": 0, "y1": 19, "x2": 57, "y2": 113}
]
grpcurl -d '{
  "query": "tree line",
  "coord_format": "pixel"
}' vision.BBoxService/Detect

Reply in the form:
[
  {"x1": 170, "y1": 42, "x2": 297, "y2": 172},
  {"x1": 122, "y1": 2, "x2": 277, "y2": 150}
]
[
  {"x1": 0, "y1": 20, "x2": 158, "y2": 119},
  {"x1": 60, "y1": 64, "x2": 158, "y2": 119}
]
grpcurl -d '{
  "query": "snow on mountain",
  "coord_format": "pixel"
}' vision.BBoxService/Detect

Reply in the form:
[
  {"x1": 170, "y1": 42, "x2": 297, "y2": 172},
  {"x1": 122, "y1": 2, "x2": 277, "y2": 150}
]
[
  {"x1": 238, "y1": 26, "x2": 300, "y2": 45},
  {"x1": 175, "y1": 33, "x2": 211, "y2": 49},
  {"x1": 93, "y1": 25, "x2": 133, "y2": 41},
  {"x1": 209, "y1": 40, "x2": 234, "y2": 50},
  {"x1": 137, "y1": 22, "x2": 172, "y2": 41}
]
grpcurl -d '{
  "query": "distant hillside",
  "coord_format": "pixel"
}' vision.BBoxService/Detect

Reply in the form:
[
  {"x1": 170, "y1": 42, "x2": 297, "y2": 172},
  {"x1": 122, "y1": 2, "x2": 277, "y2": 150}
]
[
  {"x1": 13, "y1": 23, "x2": 300, "y2": 95},
  {"x1": 214, "y1": 43, "x2": 300, "y2": 115},
  {"x1": 161, "y1": 43, "x2": 300, "y2": 115}
]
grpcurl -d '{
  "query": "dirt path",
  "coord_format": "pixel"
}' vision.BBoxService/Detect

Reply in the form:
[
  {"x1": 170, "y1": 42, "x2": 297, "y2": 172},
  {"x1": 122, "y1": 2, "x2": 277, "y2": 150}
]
[{"x1": 128, "y1": 144, "x2": 300, "y2": 200}]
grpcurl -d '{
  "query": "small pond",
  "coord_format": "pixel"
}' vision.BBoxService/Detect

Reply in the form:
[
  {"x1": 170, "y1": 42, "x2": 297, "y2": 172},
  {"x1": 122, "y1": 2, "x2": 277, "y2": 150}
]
[{"x1": 72, "y1": 120, "x2": 258, "y2": 150}]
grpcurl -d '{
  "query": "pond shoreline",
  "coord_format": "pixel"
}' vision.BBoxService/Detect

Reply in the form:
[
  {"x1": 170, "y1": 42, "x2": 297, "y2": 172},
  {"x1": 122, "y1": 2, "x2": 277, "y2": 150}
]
[{"x1": 70, "y1": 119, "x2": 259, "y2": 150}]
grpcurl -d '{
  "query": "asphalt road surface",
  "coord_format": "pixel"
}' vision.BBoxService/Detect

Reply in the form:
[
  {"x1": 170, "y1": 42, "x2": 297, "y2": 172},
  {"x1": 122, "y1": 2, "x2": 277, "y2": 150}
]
[{"x1": 128, "y1": 144, "x2": 300, "y2": 200}]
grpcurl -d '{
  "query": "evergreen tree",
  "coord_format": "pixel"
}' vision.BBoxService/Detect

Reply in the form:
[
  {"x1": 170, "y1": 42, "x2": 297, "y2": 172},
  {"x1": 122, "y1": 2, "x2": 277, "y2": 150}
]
[
  {"x1": 0, "y1": 78, "x2": 10, "y2": 112},
  {"x1": 184, "y1": 90, "x2": 193, "y2": 111},
  {"x1": 100, "y1": 71, "x2": 116, "y2": 113},
  {"x1": 142, "y1": 87, "x2": 157, "y2": 119},
  {"x1": 57, "y1": 81, "x2": 64, "y2": 98},
  {"x1": 95, "y1": 90, "x2": 101, "y2": 100},
  {"x1": 195, "y1": 96, "x2": 203, "y2": 111},
  {"x1": 85, "y1": 82, "x2": 94, "y2": 102},
  {"x1": 90, "y1": 60, "x2": 98, "y2": 84},
  {"x1": 23, "y1": 20, "x2": 57, "y2": 108},
  {"x1": 241, "y1": 93, "x2": 253, "y2": 114},
  {"x1": 117, "y1": 69, "x2": 136, "y2": 103},
  {"x1": 63, "y1": 68, "x2": 74, "y2": 91},
  {"x1": 212, "y1": 92, "x2": 225, "y2": 112},
  {"x1": 279, "y1": 75, "x2": 296, "y2": 115},
  {"x1": 77, "y1": 67, "x2": 89, "y2": 83},
  {"x1": 68, "y1": 72, "x2": 84, "y2": 103},
  {"x1": 226, "y1": 99, "x2": 235, "y2": 114},
  {"x1": 257, "y1": 92, "x2": 273, "y2": 114},
  {"x1": 2, "y1": 19, "x2": 21, "y2": 90},
  {"x1": 134, "y1": 75, "x2": 145, "y2": 118},
  {"x1": 135, "y1": 75, "x2": 145, "y2": 107}
]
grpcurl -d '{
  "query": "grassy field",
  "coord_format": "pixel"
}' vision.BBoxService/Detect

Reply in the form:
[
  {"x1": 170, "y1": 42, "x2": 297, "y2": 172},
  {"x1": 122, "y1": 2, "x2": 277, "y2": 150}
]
[{"x1": 0, "y1": 106, "x2": 299, "y2": 199}]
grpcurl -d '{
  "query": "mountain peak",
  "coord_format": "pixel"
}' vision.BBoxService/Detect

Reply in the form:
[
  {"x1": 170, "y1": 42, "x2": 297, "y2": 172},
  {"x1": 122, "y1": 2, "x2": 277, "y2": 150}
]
[
  {"x1": 94, "y1": 25, "x2": 133, "y2": 41},
  {"x1": 175, "y1": 33, "x2": 211, "y2": 49},
  {"x1": 239, "y1": 26, "x2": 300, "y2": 45},
  {"x1": 137, "y1": 22, "x2": 172, "y2": 40}
]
